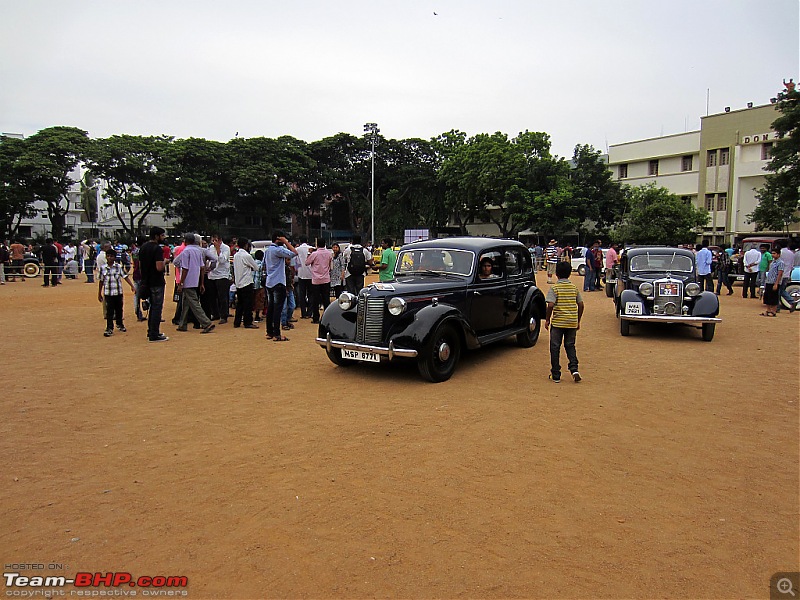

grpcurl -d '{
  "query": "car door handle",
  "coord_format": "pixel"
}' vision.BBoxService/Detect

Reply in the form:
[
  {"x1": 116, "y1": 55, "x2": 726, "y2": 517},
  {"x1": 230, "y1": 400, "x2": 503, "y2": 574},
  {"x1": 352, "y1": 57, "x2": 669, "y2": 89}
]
[{"x1": 473, "y1": 291, "x2": 481, "y2": 296}]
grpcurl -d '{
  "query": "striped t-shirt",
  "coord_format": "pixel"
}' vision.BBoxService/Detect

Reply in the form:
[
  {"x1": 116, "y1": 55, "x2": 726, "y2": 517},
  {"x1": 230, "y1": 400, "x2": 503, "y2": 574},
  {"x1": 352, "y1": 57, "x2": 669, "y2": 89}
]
[{"x1": 545, "y1": 279, "x2": 583, "y2": 328}]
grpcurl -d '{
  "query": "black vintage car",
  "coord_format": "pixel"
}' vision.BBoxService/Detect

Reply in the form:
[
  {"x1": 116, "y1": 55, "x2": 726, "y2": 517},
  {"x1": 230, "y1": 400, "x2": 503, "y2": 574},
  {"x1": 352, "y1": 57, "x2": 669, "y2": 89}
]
[
  {"x1": 614, "y1": 246, "x2": 721, "y2": 341},
  {"x1": 315, "y1": 237, "x2": 546, "y2": 382}
]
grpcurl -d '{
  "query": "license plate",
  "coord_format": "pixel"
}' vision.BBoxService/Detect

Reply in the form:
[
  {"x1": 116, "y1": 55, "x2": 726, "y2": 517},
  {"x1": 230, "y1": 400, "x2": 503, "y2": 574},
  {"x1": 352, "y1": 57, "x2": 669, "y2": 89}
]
[
  {"x1": 625, "y1": 302, "x2": 643, "y2": 315},
  {"x1": 342, "y1": 349, "x2": 380, "y2": 363}
]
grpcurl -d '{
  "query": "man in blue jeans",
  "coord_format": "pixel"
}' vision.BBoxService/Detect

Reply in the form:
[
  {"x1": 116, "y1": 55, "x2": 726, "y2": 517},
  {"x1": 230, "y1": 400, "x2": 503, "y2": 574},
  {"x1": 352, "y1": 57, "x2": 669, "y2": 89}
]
[
  {"x1": 138, "y1": 226, "x2": 169, "y2": 342},
  {"x1": 264, "y1": 231, "x2": 298, "y2": 341}
]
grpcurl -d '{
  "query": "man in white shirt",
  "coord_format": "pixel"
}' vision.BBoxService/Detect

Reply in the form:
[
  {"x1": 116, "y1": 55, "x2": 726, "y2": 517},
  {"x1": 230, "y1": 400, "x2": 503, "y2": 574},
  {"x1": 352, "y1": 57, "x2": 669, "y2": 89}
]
[
  {"x1": 295, "y1": 236, "x2": 313, "y2": 319},
  {"x1": 232, "y1": 238, "x2": 260, "y2": 329},
  {"x1": 208, "y1": 234, "x2": 232, "y2": 323},
  {"x1": 741, "y1": 246, "x2": 761, "y2": 299}
]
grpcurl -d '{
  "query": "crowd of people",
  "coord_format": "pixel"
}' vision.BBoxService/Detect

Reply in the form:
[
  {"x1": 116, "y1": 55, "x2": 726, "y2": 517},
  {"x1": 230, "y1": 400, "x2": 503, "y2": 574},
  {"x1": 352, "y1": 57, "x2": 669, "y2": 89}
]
[{"x1": 0, "y1": 231, "x2": 399, "y2": 341}]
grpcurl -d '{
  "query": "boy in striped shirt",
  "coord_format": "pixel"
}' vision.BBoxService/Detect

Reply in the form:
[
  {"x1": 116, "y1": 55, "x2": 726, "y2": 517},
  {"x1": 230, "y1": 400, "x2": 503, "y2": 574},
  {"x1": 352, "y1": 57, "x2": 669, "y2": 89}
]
[{"x1": 545, "y1": 261, "x2": 584, "y2": 383}]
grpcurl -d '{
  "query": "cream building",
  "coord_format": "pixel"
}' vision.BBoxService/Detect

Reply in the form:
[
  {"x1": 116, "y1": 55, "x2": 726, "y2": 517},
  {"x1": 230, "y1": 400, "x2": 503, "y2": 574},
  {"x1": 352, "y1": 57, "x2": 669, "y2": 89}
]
[{"x1": 608, "y1": 103, "x2": 797, "y2": 245}]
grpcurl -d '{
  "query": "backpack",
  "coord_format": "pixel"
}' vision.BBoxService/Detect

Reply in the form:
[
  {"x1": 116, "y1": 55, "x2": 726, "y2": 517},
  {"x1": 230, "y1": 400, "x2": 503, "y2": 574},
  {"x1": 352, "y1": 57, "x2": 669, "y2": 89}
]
[
  {"x1": 348, "y1": 246, "x2": 367, "y2": 276},
  {"x1": 88, "y1": 245, "x2": 97, "y2": 260}
]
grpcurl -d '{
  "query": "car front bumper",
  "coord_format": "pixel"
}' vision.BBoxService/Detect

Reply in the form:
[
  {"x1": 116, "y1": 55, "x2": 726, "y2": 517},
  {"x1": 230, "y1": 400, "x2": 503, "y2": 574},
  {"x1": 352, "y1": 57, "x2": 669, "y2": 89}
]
[
  {"x1": 315, "y1": 333, "x2": 419, "y2": 360},
  {"x1": 621, "y1": 315, "x2": 721, "y2": 324}
]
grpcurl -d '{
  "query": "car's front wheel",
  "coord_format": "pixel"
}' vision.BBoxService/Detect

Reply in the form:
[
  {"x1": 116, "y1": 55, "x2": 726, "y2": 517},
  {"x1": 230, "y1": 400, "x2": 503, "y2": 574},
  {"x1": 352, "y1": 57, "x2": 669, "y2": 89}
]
[
  {"x1": 577, "y1": 264, "x2": 586, "y2": 276},
  {"x1": 325, "y1": 348, "x2": 354, "y2": 367},
  {"x1": 701, "y1": 323, "x2": 715, "y2": 342},
  {"x1": 620, "y1": 318, "x2": 630, "y2": 336},
  {"x1": 418, "y1": 323, "x2": 461, "y2": 383},
  {"x1": 605, "y1": 281, "x2": 614, "y2": 297},
  {"x1": 516, "y1": 305, "x2": 541, "y2": 348}
]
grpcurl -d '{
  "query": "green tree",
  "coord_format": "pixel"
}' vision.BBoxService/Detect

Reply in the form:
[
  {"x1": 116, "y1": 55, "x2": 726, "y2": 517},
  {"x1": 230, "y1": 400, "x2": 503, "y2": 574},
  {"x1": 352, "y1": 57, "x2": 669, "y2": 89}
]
[
  {"x1": 0, "y1": 136, "x2": 38, "y2": 239},
  {"x1": 569, "y1": 144, "x2": 626, "y2": 240},
  {"x1": 748, "y1": 83, "x2": 800, "y2": 233},
  {"x1": 17, "y1": 127, "x2": 90, "y2": 239},
  {"x1": 614, "y1": 183, "x2": 708, "y2": 245},
  {"x1": 83, "y1": 135, "x2": 173, "y2": 236},
  {"x1": 160, "y1": 138, "x2": 235, "y2": 232}
]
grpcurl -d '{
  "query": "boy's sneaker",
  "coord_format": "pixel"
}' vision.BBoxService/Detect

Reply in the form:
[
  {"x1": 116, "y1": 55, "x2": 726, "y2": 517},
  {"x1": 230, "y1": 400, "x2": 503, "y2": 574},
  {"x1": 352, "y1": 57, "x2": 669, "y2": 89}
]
[
  {"x1": 117, "y1": 325, "x2": 127, "y2": 332},
  {"x1": 149, "y1": 334, "x2": 169, "y2": 342},
  {"x1": 103, "y1": 329, "x2": 113, "y2": 337},
  {"x1": 572, "y1": 371, "x2": 582, "y2": 383},
  {"x1": 549, "y1": 374, "x2": 560, "y2": 383}
]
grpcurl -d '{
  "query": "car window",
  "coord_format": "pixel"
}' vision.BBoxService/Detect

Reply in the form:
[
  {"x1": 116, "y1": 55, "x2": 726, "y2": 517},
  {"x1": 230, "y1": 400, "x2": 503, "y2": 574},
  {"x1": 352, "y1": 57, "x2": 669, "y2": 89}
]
[
  {"x1": 504, "y1": 248, "x2": 530, "y2": 276},
  {"x1": 629, "y1": 253, "x2": 694, "y2": 273},
  {"x1": 396, "y1": 248, "x2": 474, "y2": 276}
]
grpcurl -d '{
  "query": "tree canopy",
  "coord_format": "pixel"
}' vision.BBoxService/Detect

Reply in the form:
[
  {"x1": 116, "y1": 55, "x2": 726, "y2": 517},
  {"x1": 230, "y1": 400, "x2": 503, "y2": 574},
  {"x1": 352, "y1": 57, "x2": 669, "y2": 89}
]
[{"x1": 748, "y1": 83, "x2": 800, "y2": 233}]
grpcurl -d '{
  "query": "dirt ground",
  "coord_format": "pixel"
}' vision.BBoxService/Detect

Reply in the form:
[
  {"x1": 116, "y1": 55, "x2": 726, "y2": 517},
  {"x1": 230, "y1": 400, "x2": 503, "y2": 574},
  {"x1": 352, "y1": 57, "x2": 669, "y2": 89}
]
[{"x1": 1, "y1": 270, "x2": 798, "y2": 599}]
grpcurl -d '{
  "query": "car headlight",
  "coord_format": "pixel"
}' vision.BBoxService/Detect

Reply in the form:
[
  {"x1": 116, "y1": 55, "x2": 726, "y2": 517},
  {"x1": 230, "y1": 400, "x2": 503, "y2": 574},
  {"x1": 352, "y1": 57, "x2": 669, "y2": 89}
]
[
  {"x1": 338, "y1": 292, "x2": 356, "y2": 310},
  {"x1": 387, "y1": 297, "x2": 407, "y2": 316},
  {"x1": 685, "y1": 283, "x2": 701, "y2": 297},
  {"x1": 639, "y1": 282, "x2": 654, "y2": 296}
]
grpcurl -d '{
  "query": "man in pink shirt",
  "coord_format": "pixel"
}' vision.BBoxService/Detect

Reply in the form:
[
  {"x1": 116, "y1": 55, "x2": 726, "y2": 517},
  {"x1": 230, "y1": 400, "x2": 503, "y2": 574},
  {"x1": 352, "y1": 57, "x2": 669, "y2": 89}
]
[
  {"x1": 305, "y1": 239, "x2": 333, "y2": 324},
  {"x1": 605, "y1": 242, "x2": 619, "y2": 285}
]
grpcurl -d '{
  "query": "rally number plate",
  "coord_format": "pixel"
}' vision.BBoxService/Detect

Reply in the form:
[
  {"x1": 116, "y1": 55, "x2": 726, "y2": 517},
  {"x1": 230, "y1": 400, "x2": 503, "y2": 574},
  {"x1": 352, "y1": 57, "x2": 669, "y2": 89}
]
[{"x1": 342, "y1": 349, "x2": 380, "y2": 363}]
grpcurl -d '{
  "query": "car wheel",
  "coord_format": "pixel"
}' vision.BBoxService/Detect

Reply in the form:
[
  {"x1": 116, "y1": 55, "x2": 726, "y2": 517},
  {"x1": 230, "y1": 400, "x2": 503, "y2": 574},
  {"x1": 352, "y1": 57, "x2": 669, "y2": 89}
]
[
  {"x1": 417, "y1": 323, "x2": 461, "y2": 383},
  {"x1": 516, "y1": 305, "x2": 541, "y2": 348},
  {"x1": 23, "y1": 262, "x2": 40, "y2": 278},
  {"x1": 620, "y1": 318, "x2": 630, "y2": 336},
  {"x1": 325, "y1": 348, "x2": 354, "y2": 367},
  {"x1": 780, "y1": 283, "x2": 800, "y2": 309},
  {"x1": 577, "y1": 264, "x2": 586, "y2": 276},
  {"x1": 605, "y1": 282, "x2": 614, "y2": 297},
  {"x1": 701, "y1": 323, "x2": 715, "y2": 342}
]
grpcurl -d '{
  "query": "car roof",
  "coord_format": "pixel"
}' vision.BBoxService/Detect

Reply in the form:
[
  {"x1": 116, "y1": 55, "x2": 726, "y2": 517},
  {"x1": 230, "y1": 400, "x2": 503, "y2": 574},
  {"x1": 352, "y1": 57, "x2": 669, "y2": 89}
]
[
  {"x1": 401, "y1": 236, "x2": 525, "y2": 252},
  {"x1": 625, "y1": 246, "x2": 695, "y2": 259}
]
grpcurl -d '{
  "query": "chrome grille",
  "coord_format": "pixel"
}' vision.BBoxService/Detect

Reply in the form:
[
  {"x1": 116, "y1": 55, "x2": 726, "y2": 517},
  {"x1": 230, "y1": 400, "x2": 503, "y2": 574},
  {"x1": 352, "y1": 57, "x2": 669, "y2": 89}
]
[
  {"x1": 654, "y1": 280, "x2": 683, "y2": 315},
  {"x1": 356, "y1": 294, "x2": 385, "y2": 343}
]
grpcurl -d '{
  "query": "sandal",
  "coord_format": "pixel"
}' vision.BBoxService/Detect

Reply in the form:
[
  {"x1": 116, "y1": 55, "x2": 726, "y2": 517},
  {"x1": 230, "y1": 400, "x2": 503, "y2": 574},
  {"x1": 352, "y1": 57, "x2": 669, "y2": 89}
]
[
  {"x1": 759, "y1": 312, "x2": 776, "y2": 317},
  {"x1": 265, "y1": 335, "x2": 274, "y2": 340},
  {"x1": 274, "y1": 336, "x2": 289, "y2": 342}
]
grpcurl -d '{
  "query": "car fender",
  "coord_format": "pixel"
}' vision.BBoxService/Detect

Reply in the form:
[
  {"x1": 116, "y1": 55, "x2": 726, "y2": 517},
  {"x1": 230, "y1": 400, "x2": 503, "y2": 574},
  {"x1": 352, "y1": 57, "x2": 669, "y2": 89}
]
[
  {"x1": 619, "y1": 289, "x2": 648, "y2": 315},
  {"x1": 691, "y1": 291, "x2": 720, "y2": 317},
  {"x1": 319, "y1": 302, "x2": 357, "y2": 340},
  {"x1": 521, "y1": 287, "x2": 546, "y2": 322},
  {"x1": 791, "y1": 266, "x2": 800, "y2": 283},
  {"x1": 390, "y1": 303, "x2": 479, "y2": 351}
]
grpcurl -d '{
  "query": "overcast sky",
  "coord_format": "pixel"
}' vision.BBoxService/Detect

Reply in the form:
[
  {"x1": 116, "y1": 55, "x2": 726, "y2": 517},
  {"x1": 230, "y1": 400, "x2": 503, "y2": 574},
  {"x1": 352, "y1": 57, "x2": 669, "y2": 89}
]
[{"x1": 1, "y1": 0, "x2": 798, "y2": 157}]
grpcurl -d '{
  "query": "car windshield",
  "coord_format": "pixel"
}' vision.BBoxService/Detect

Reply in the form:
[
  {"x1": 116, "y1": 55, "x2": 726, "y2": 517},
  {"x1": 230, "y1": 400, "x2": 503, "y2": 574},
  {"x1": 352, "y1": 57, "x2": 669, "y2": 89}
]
[
  {"x1": 629, "y1": 252, "x2": 694, "y2": 273},
  {"x1": 395, "y1": 249, "x2": 474, "y2": 277}
]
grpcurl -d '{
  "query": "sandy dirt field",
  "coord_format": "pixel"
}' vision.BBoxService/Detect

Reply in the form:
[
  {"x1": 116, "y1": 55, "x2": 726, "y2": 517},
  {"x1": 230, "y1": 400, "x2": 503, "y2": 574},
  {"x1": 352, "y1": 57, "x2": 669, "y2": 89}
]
[{"x1": 1, "y1": 270, "x2": 798, "y2": 599}]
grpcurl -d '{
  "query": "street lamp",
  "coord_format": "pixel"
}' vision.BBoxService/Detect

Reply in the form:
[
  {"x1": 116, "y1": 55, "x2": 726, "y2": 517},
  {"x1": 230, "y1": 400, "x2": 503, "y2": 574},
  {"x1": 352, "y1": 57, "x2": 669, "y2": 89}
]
[{"x1": 363, "y1": 122, "x2": 379, "y2": 246}]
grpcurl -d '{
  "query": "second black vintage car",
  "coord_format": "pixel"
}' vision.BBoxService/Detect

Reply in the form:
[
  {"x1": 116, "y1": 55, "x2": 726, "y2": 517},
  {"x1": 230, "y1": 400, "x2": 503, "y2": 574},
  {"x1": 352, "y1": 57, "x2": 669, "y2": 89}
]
[
  {"x1": 315, "y1": 237, "x2": 546, "y2": 382},
  {"x1": 613, "y1": 246, "x2": 721, "y2": 341}
]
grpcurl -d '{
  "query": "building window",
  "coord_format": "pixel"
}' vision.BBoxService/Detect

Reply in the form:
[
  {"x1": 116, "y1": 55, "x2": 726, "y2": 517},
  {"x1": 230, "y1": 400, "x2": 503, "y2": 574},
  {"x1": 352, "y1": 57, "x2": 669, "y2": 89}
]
[
  {"x1": 707, "y1": 150, "x2": 717, "y2": 167},
  {"x1": 681, "y1": 156, "x2": 693, "y2": 172},
  {"x1": 705, "y1": 195, "x2": 714, "y2": 211},
  {"x1": 680, "y1": 195, "x2": 692, "y2": 205},
  {"x1": 717, "y1": 194, "x2": 727, "y2": 211},
  {"x1": 648, "y1": 160, "x2": 659, "y2": 176},
  {"x1": 762, "y1": 142, "x2": 773, "y2": 160},
  {"x1": 720, "y1": 148, "x2": 729, "y2": 165},
  {"x1": 618, "y1": 163, "x2": 628, "y2": 179}
]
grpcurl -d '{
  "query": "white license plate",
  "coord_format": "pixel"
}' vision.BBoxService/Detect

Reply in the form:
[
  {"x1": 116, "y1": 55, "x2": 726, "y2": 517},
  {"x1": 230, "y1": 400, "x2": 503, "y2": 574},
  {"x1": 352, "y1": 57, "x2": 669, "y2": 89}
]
[
  {"x1": 625, "y1": 302, "x2": 643, "y2": 315},
  {"x1": 342, "y1": 349, "x2": 380, "y2": 363}
]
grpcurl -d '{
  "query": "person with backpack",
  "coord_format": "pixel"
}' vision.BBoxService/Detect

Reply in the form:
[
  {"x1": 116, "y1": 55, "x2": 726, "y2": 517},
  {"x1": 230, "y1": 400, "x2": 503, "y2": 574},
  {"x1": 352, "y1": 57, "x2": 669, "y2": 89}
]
[{"x1": 343, "y1": 234, "x2": 373, "y2": 295}]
